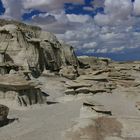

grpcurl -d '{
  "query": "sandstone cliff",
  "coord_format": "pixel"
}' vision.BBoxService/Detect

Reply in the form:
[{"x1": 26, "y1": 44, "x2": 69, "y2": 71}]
[{"x1": 0, "y1": 19, "x2": 79, "y2": 77}]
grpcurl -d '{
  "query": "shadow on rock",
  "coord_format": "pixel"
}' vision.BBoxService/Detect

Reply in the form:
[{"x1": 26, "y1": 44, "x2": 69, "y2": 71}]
[
  {"x1": 47, "y1": 101, "x2": 59, "y2": 105},
  {"x1": 0, "y1": 118, "x2": 19, "y2": 127}
]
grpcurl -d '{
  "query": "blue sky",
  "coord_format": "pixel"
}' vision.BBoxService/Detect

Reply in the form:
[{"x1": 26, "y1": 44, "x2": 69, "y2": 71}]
[
  {"x1": 0, "y1": 0, "x2": 5, "y2": 15},
  {"x1": 0, "y1": 0, "x2": 140, "y2": 61},
  {"x1": 21, "y1": 0, "x2": 104, "y2": 20}
]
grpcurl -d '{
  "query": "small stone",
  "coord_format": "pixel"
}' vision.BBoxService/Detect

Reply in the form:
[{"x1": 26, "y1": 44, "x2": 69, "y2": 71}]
[
  {"x1": 75, "y1": 87, "x2": 90, "y2": 94},
  {"x1": 66, "y1": 83, "x2": 92, "y2": 89},
  {"x1": 65, "y1": 89, "x2": 76, "y2": 95}
]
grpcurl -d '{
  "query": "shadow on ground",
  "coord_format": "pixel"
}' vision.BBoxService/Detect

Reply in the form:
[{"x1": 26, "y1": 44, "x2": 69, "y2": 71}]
[{"x1": 0, "y1": 118, "x2": 19, "y2": 127}]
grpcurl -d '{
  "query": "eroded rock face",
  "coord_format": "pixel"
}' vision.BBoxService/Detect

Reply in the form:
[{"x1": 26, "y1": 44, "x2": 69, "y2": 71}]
[
  {"x1": 0, "y1": 24, "x2": 44, "y2": 77},
  {"x1": 40, "y1": 31, "x2": 63, "y2": 71},
  {"x1": 61, "y1": 43, "x2": 79, "y2": 67},
  {"x1": 78, "y1": 56, "x2": 111, "y2": 70},
  {"x1": 0, "y1": 74, "x2": 47, "y2": 106},
  {"x1": 0, "y1": 20, "x2": 79, "y2": 78},
  {"x1": 0, "y1": 104, "x2": 9, "y2": 127},
  {"x1": 0, "y1": 104, "x2": 9, "y2": 120},
  {"x1": 40, "y1": 31, "x2": 79, "y2": 72},
  {"x1": 59, "y1": 66, "x2": 79, "y2": 80}
]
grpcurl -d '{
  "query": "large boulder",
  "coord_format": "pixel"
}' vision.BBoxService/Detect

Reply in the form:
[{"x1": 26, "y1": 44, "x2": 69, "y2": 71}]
[
  {"x1": 78, "y1": 56, "x2": 111, "y2": 70},
  {"x1": 59, "y1": 66, "x2": 79, "y2": 80}
]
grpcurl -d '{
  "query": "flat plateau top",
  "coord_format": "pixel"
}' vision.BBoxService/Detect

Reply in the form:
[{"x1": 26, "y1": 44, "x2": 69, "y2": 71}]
[{"x1": 0, "y1": 74, "x2": 36, "y2": 90}]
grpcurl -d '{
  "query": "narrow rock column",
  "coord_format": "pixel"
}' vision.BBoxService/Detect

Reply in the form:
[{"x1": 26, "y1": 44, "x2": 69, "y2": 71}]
[{"x1": 0, "y1": 53, "x2": 4, "y2": 63}]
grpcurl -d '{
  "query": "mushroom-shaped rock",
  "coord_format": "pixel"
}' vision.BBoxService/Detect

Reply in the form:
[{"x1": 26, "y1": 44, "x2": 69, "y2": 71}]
[{"x1": 0, "y1": 74, "x2": 47, "y2": 106}]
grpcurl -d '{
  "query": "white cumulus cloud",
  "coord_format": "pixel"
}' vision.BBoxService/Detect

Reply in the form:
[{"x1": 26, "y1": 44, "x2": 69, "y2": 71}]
[
  {"x1": 1, "y1": 0, "x2": 140, "y2": 60},
  {"x1": 133, "y1": 0, "x2": 140, "y2": 16},
  {"x1": 94, "y1": 0, "x2": 133, "y2": 26},
  {"x1": 66, "y1": 14, "x2": 91, "y2": 23}
]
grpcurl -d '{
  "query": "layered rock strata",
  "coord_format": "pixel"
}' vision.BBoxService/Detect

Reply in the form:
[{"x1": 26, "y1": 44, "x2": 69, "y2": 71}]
[
  {"x1": 0, "y1": 20, "x2": 79, "y2": 78},
  {"x1": 0, "y1": 74, "x2": 47, "y2": 106}
]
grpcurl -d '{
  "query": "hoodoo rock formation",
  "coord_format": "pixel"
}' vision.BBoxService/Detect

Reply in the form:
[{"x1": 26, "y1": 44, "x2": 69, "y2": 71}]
[
  {"x1": 0, "y1": 19, "x2": 80, "y2": 107},
  {"x1": 0, "y1": 74, "x2": 47, "y2": 106}
]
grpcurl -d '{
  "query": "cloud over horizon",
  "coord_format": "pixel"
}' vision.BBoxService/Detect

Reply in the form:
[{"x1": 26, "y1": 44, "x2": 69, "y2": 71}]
[{"x1": 0, "y1": 0, "x2": 140, "y2": 61}]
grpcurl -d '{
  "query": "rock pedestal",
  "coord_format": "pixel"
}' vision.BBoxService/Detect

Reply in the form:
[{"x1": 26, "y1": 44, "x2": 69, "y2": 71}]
[{"x1": 0, "y1": 74, "x2": 47, "y2": 106}]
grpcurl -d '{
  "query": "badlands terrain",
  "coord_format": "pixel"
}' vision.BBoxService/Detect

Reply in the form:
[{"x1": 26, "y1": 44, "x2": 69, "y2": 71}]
[{"x1": 0, "y1": 19, "x2": 140, "y2": 140}]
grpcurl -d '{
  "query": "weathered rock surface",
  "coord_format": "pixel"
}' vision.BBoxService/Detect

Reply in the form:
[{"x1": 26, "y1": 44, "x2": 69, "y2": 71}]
[
  {"x1": 78, "y1": 56, "x2": 111, "y2": 70},
  {"x1": 64, "y1": 89, "x2": 76, "y2": 95},
  {"x1": 65, "y1": 82, "x2": 92, "y2": 89},
  {"x1": 59, "y1": 66, "x2": 78, "y2": 80},
  {"x1": 0, "y1": 104, "x2": 9, "y2": 120},
  {"x1": 0, "y1": 20, "x2": 79, "y2": 78},
  {"x1": 135, "y1": 101, "x2": 140, "y2": 110},
  {"x1": 0, "y1": 74, "x2": 47, "y2": 106},
  {"x1": 0, "y1": 24, "x2": 44, "y2": 77},
  {"x1": 108, "y1": 71, "x2": 135, "y2": 81},
  {"x1": 83, "y1": 101, "x2": 112, "y2": 116},
  {"x1": 0, "y1": 19, "x2": 140, "y2": 140},
  {"x1": 0, "y1": 19, "x2": 41, "y2": 34},
  {"x1": 0, "y1": 104, "x2": 9, "y2": 127},
  {"x1": 62, "y1": 59, "x2": 140, "y2": 140},
  {"x1": 40, "y1": 31, "x2": 79, "y2": 73}
]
